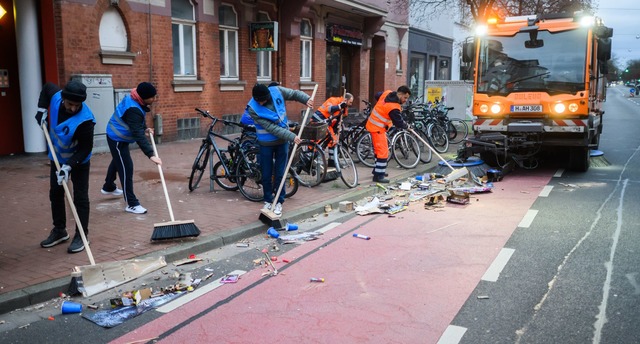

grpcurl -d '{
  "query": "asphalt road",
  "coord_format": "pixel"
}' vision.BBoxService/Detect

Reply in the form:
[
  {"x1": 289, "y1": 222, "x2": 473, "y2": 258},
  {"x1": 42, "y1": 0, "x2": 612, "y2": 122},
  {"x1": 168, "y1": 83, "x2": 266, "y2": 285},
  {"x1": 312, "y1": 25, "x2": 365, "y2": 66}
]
[
  {"x1": 453, "y1": 86, "x2": 640, "y2": 344},
  {"x1": 2, "y1": 86, "x2": 640, "y2": 343}
]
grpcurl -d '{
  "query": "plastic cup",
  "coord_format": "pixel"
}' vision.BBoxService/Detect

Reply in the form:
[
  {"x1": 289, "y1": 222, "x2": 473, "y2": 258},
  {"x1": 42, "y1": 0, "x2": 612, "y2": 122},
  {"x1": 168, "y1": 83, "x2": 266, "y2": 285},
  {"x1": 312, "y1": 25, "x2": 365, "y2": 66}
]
[
  {"x1": 61, "y1": 301, "x2": 83, "y2": 314},
  {"x1": 286, "y1": 223, "x2": 298, "y2": 231},
  {"x1": 267, "y1": 227, "x2": 279, "y2": 238}
]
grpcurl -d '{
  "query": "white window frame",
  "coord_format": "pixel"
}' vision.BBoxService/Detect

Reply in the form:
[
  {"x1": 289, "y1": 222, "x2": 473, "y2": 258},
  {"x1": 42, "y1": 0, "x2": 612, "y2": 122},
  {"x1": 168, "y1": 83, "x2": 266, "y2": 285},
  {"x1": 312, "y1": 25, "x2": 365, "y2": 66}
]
[
  {"x1": 219, "y1": 4, "x2": 239, "y2": 80},
  {"x1": 172, "y1": 0, "x2": 197, "y2": 79},
  {"x1": 300, "y1": 19, "x2": 312, "y2": 81},
  {"x1": 256, "y1": 11, "x2": 272, "y2": 81}
]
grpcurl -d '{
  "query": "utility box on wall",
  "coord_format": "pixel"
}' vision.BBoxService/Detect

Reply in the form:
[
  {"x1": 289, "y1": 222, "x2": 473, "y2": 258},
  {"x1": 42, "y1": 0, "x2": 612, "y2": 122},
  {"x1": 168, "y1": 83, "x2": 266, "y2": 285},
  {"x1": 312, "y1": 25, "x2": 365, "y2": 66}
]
[
  {"x1": 423, "y1": 80, "x2": 474, "y2": 121},
  {"x1": 71, "y1": 74, "x2": 115, "y2": 153}
]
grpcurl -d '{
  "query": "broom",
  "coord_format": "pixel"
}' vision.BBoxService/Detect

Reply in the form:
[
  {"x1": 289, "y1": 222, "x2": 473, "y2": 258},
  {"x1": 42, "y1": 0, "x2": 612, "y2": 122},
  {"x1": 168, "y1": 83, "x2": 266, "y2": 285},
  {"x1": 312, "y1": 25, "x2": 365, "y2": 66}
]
[
  {"x1": 150, "y1": 134, "x2": 200, "y2": 240},
  {"x1": 41, "y1": 123, "x2": 95, "y2": 265},
  {"x1": 259, "y1": 84, "x2": 319, "y2": 228},
  {"x1": 408, "y1": 127, "x2": 470, "y2": 182}
]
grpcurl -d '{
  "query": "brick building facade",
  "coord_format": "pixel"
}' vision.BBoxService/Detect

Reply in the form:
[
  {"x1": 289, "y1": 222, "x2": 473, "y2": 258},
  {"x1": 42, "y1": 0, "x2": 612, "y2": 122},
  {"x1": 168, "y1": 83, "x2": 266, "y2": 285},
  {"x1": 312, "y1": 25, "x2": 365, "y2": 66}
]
[{"x1": 1, "y1": 0, "x2": 409, "y2": 154}]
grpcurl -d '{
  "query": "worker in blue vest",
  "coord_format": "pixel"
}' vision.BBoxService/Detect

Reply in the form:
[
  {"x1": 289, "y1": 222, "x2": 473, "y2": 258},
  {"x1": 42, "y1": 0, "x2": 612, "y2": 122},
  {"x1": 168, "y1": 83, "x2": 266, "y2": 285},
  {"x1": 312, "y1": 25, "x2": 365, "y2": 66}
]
[
  {"x1": 103, "y1": 82, "x2": 162, "y2": 215},
  {"x1": 35, "y1": 81, "x2": 96, "y2": 253},
  {"x1": 246, "y1": 83, "x2": 313, "y2": 216}
]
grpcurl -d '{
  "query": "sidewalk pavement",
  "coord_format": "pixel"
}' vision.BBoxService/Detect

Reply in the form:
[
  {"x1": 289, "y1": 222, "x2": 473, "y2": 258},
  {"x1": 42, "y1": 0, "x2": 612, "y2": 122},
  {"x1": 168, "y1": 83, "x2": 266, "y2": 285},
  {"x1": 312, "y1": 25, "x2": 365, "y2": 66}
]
[{"x1": 0, "y1": 138, "x2": 439, "y2": 314}]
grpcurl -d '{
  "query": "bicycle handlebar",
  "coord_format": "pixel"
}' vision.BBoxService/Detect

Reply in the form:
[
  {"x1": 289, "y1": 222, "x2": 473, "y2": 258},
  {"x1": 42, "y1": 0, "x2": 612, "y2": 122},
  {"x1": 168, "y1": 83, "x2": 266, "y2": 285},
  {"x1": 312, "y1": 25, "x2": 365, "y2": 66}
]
[{"x1": 195, "y1": 107, "x2": 252, "y2": 130}]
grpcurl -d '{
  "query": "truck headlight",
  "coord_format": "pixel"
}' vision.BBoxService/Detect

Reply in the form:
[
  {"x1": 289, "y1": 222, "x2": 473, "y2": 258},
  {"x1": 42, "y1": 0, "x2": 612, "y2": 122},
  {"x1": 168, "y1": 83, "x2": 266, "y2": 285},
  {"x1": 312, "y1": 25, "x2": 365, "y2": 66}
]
[
  {"x1": 568, "y1": 103, "x2": 578, "y2": 112},
  {"x1": 490, "y1": 104, "x2": 501, "y2": 114},
  {"x1": 554, "y1": 103, "x2": 566, "y2": 113},
  {"x1": 480, "y1": 104, "x2": 489, "y2": 113}
]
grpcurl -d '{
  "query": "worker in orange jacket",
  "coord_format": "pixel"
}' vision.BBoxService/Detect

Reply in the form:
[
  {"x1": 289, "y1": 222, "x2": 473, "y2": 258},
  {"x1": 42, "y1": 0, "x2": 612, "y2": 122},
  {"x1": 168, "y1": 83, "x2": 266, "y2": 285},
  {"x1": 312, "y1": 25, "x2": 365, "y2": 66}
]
[
  {"x1": 365, "y1": 85, "x2": 411, "y2": 183},
  {"x1": 311, "y1": 93, "x2": 353, "y2": 166}
]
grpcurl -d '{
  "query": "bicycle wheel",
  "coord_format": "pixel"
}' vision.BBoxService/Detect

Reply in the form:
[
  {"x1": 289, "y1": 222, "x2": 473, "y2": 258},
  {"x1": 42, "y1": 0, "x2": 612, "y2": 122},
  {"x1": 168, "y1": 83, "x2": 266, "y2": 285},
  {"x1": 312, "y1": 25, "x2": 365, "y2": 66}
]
[
  {"x1": 236, "y1": 148, "x2": 264, "y2": 202},
  {"x1": 212, "y1": 161, "x2": 238, "y2": 191},
  {"x1": 291, "y1": 141, "x2": 326, "y2": 187},
  {"x1": 392, "y1": 131, "x2": 421, "y2": 169},
  {"x1": 427, "y1": 122, "x2": 450, "y2": 153},
  {"x1": 447, "y1": 118, "x2": 469, "y2": 144},
  {"x1": 414, "y1": 128, "x2": 433, "y2": 163},
  {"x1": 188, "y1": 142, "x2": 210, "y2": 191},
  {"x1": 283, "y1": 168, "x2": 299, "y2": 198},
  {"x1": 336, "y1": 145, "x2": 358, "y2": 188},
  {"x1": 355, "y1": 132, "x2": 376, "y2": 167}
]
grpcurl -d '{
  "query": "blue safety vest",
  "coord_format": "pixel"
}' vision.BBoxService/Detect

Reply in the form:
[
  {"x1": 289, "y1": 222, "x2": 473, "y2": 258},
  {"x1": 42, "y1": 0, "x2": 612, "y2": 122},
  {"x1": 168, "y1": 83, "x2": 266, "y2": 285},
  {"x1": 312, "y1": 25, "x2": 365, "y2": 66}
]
[
  {"x1": 240, "y1": 107, "x2": 255, "y2": 126},
  {"x1": 48, "y1": 92, "x2": 95, "y2": 164},
  {"x1": 248, "y1": 87, "x2": 288, "y2": 143},
  {"x1": 106, "y1": 95, "x2": 145, "y2": 143}
]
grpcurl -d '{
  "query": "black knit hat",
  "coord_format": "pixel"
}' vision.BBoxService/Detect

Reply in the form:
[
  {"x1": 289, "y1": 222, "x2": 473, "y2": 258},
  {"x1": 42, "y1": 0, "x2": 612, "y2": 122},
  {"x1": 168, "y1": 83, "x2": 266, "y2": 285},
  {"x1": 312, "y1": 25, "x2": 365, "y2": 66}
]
[
  {"x1": 252, "y1": 84, "x2": 270, "y2": 102},
  {"x1": 61, "y1": 81, "x2": 87, "y2": 102},
  {"x1": 136, "y1": 82, "x2": 157, "y2": 100}
]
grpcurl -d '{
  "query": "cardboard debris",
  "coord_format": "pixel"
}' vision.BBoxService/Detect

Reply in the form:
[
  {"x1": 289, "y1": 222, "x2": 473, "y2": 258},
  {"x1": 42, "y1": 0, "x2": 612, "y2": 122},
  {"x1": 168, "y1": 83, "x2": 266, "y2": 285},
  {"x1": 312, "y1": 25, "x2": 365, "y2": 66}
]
[
  {"x1": 173, "y1": 257, "x2": 203, "y2": 266},
  {"x1": 446, "y1": 190, "x2": 470, "y2": 205},
  {"x1": 72, "y1": 256, "x2": 167, "y2": 297}
]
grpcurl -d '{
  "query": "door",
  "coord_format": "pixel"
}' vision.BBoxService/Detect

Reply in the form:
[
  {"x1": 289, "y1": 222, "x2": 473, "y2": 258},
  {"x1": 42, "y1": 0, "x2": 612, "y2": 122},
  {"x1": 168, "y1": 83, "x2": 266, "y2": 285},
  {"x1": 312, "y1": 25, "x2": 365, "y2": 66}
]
[{"x1": 0, "y1": 0, "x2": 25, "y2": 155}]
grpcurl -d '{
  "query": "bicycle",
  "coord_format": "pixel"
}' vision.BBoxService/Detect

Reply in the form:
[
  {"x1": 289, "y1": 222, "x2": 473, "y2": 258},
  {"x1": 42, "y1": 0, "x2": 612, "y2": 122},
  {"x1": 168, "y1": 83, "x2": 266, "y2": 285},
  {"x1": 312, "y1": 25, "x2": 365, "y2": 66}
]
[
  {"x1": 339, "y1": 100, "x2": 372, "y2": 162},
  {"x1": 188, "y1": 108, "x2": 257, "y2": 193},
  {"x1": 235, "y1": 146, "x2": 300, "y2": 202},
  {"x1": 305, "y1": 112, "x2": 359, "y2": 188}
]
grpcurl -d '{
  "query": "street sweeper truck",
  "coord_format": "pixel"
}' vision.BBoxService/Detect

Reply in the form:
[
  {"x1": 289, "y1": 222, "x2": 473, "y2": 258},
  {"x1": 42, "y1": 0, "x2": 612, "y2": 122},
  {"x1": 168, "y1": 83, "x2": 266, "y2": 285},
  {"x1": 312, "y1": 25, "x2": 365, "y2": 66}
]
[{"x1": 457, "y1": 12, "x2": 612, "y2": 171}]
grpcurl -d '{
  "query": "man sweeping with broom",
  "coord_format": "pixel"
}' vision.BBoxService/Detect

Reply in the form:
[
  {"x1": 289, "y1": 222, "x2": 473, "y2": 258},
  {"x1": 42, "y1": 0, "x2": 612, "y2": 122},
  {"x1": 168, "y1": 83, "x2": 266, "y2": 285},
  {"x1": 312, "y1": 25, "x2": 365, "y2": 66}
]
[
  {"x1": 35, "y1": 81, "x2": 96, "y2": 254},
  {"x1": 246, "y1": 83, "x2": 313, "y2": 216},
  {"x1": 365, "y1": 85, "x2": 412, "y2": 183}
]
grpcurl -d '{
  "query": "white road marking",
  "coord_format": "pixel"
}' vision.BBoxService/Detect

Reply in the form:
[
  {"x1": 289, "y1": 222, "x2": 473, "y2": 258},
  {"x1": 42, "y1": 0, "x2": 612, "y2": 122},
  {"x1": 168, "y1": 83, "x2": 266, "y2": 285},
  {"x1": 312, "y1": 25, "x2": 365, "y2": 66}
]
[
  {"x1": 482, "y1": 248, "x2": 515, "y2": 282},
  {"x1": 316, "y1": 222, "x2": 342, "y2": 234},
  {"x1": 594, "y1": 179, "x2": 629, "y2": 343},
  {"x1": 538, "y1": 185, "x2": 553, "y2": 197},
  {"x1": 437, "y1": 325, "x2": 467, "y2": 344},
  {"x1": 518, "y1": 209, "x2": 538, "y2": 228},
  {"x1": 156, "y1": 269, "x2": 247, "y2": 313},
  {"x1": 553, "y1": 169, "x2": 564, "y2": 178}
]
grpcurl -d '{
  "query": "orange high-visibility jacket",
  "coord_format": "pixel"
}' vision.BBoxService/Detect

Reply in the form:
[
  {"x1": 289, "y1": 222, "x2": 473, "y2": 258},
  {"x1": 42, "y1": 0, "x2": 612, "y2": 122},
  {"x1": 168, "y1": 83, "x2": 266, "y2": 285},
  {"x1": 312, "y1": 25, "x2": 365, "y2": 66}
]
[
  {"x1": 317, "y1": 97, "x2": 348, "y2": 119},
  {"x1": 366, "y1": 90, "x2": 400, "y2": 132}
]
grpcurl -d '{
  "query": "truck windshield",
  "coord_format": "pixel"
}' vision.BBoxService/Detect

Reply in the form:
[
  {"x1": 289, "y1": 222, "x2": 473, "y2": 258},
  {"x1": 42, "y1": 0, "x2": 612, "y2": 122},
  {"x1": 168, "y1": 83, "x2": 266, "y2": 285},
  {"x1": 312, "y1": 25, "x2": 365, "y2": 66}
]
[{"x1": 477, "y1": 29, "x2": 588, "y2": 95}]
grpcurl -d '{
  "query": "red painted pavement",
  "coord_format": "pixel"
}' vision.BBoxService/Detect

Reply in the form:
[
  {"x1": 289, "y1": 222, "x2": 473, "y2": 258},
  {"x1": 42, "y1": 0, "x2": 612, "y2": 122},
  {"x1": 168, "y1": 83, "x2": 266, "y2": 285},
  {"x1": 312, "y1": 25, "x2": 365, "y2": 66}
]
[{"x1": 112, "y1": 169, "x2": 553, "y2": 344}]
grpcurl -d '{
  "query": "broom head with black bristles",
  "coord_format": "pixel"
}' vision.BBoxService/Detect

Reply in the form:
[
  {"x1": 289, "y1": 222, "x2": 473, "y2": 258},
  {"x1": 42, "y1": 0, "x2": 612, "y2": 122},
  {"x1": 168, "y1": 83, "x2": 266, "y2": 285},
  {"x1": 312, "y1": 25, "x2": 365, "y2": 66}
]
[{"x1": 151, "y1": 219, "x2": 200, "y2": 241}]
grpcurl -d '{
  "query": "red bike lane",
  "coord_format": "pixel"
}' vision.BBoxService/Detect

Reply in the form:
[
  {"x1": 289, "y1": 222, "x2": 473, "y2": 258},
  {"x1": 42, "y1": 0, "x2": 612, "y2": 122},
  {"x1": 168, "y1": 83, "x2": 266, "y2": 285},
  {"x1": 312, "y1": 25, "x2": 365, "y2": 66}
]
[{"x1": 112, "y1": 169, "x2": 553, "y2": 344}]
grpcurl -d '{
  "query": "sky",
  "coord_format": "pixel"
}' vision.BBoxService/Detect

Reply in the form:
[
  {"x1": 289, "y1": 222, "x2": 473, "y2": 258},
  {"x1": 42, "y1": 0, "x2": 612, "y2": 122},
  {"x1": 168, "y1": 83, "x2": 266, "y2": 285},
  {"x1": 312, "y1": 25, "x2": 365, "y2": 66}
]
[{"x1": 595, "y1": 0, "x2": 640, "y2": 67}]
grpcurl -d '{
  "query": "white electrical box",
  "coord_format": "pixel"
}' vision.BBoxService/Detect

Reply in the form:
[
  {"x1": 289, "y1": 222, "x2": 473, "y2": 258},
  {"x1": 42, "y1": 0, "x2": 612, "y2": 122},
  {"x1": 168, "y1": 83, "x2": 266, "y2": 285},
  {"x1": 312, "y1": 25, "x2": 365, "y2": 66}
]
[{"x1": 71, "y1": 74, "x2": 115, "y2": 153}]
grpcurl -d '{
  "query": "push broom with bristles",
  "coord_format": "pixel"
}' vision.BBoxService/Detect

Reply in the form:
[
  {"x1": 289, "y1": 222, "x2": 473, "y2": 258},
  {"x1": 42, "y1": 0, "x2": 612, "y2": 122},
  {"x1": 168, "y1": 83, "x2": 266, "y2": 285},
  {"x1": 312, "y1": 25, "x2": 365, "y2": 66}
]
[
  {"x1": 150, "y1": 135, "x2": 200, "y2": 240},
  {"x1": 259, "y1": 84, "x2": 319, "y2": 228}
]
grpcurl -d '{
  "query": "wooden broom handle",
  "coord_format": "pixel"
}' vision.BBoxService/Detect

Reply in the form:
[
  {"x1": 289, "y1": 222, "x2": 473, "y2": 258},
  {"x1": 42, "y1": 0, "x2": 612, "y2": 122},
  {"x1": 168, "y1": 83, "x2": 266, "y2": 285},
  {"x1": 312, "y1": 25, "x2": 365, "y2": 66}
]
[{"x1": 150, "y1": 134, "x2": 175, "y2": 222}]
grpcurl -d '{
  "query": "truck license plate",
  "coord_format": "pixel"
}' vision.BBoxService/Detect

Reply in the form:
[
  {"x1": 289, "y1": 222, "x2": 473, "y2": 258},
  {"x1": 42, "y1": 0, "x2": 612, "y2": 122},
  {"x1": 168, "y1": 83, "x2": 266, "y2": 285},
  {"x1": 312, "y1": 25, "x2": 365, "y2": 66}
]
[{"x1": 511, "y1": 105, "x2": 542, "y2": 112}]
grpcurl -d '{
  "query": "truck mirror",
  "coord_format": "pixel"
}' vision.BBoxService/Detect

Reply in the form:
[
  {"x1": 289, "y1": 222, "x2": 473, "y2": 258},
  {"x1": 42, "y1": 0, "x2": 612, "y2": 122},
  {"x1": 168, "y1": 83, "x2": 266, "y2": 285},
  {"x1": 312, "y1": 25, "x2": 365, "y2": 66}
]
[
  {"x1": 597, "y1": 38, "x2": 612, "y2": 61},
  {"x1": 462, "y1": 42, "x2": 474, "y2": 63},
  {"x1": 524, "y1": 39, "x2": 544, "y2": 48}
]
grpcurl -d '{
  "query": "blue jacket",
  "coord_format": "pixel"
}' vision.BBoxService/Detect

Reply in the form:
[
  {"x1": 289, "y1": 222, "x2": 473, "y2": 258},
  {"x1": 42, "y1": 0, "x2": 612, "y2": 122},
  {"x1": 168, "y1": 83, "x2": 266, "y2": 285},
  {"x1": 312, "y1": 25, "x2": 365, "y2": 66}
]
[
  {"x1": 247, "y1": 87, "x2": 288, "y2": 143},
  {"x1": 106, "y1": 95, "x2": 146, "y2": 143},
  {"x1": 48, "y1": 92, "x2": 95, "y2": 164}
]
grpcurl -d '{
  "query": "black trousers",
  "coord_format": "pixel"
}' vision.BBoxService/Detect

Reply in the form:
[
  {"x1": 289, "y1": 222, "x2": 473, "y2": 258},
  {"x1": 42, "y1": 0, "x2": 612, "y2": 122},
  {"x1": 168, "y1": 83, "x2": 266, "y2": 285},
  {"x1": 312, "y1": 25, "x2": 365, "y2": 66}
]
[
  {"x1": 50, "y1": 161, "x2": 90, "y2": 234},
  {"x1": 104, "y1": 137, "x2": 140, "y2": 207}
]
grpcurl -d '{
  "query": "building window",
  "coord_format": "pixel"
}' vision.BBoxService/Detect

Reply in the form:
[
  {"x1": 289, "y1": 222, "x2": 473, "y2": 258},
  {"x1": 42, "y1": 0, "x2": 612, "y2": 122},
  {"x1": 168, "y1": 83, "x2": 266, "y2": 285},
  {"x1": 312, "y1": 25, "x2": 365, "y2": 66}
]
[
  {"x1": 219, "y1": 4, "x2": 239, "y2": 80},
  {"x1": 300, "y1": 19, "x2": 312, "y2": 81},
  {"x1": 396, "y1": 52, "x2": 402, "y2": 72},
  {"x1": 172, "y1": 0, "x2": 197, "y2": 78},
  {"x1": 256, "y1": 12, "x2": 272, "y2": 81}
]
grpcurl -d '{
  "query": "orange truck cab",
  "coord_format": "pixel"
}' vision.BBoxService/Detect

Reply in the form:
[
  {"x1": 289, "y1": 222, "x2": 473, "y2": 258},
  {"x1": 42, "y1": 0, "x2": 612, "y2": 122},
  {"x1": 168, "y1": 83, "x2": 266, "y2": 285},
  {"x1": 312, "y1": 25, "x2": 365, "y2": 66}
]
[{"x1": 458, "y1": 13, "x2": 613, "y2": 171}]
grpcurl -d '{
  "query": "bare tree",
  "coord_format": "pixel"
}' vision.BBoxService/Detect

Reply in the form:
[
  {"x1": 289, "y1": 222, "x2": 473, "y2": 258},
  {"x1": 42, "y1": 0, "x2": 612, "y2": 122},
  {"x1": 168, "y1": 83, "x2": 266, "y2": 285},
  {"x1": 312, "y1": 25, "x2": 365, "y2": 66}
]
[{"x1": 405, "y1": 0, "x2": 595, "y2": 24}]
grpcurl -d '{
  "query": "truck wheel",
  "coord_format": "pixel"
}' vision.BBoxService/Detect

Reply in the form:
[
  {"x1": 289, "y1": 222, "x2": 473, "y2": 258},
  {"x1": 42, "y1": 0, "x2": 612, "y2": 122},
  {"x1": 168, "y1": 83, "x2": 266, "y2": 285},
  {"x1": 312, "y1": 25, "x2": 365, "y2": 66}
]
[{"x1": 569, "y1": 147, "x2": 590, "y2": 172}]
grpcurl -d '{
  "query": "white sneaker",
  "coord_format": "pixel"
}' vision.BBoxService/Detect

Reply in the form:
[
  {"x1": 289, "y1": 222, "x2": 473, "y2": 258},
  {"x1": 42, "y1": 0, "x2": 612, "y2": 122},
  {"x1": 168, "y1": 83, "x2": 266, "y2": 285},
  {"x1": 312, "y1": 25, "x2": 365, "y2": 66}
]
[
  {"x1": 126, "y1": 205, "x2": 147, "y2": 214},
  {"x1": 101, "y1": 187, "x2": 123, "y2": 196},
  {"x1": 274, "y1": 203, "x2": 283, "y2": 216},
  {"x1": 262, "y1": 202, "x2": 272, "y2": 211}
]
